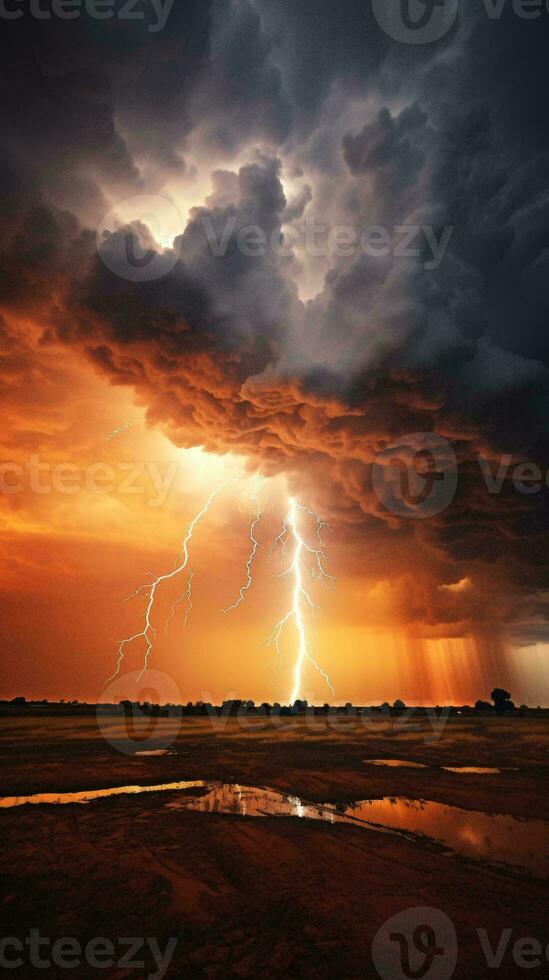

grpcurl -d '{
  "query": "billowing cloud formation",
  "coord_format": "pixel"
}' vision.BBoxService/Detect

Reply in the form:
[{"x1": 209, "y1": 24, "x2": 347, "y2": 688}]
[{"x1": 1, "y1": 0, "x2": 549, "y2": 654}]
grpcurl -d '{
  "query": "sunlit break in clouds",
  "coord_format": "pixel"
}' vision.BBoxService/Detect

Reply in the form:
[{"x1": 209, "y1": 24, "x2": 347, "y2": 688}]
[{"x1": 3, "y1": 9, "x2": 549, "y2": 980}]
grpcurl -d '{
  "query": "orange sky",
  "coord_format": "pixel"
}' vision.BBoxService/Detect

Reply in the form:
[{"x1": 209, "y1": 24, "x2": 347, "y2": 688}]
[
  {"x1": 1, "y1": 313, "x2": 547, "y2": 706},
  {"x1": 2, "y1": 0, "x2": 549, "y2": 710}
]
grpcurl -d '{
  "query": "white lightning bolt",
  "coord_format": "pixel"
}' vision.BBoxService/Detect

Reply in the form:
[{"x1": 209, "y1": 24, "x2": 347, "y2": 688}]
[
  {"x1": 267, "y1": 498, "x2": 336, "y2": 704},
  {"x1": 223, "y1": 492, "x2": 263, "y2": 612},
  {"x1": 105, "y1": 417, "x2": 138, "y2": 442},
  {"x1": 110, "y1": 479, "x2": 235, "y2": 681},
  {"x1": 165, "y1": 569, "x2": 194, "y2": 635}
]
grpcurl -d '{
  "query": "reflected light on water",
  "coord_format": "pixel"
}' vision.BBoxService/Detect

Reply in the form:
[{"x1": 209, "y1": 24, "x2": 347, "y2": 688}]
[
  {"x1": 1, "y1": 781, "x2": 547, "y2": 876},
  {"x1": 364, "y1": 759, "x2": 428, "y2": 769}
]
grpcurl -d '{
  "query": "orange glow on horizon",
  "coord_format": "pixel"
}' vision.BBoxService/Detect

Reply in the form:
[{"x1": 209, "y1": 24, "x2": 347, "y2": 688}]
[{"x1": 1, "y1": 315, "x2": 548, "y2": 705}]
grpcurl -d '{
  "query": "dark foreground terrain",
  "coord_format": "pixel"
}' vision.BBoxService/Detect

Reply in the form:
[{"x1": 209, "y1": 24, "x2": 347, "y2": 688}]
[{"x1": 1, "y1": 714, "x2": 548, "y2": 978}]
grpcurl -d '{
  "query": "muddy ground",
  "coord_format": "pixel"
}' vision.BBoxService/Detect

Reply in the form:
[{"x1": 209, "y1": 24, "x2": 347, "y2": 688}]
[{"x1": 1, "y1": 715, "x2": 548, "y2": 978}]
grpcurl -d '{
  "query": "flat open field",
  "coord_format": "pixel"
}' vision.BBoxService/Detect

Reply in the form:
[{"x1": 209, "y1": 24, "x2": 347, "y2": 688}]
[{"x1": 1, "y1": 715, "x2": 548, "y2": 978}]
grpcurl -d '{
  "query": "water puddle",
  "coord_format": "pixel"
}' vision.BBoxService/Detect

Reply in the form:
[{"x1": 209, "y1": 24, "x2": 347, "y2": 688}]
[
  {"x1": 442, "y1": 766, "x2": 502, "y2": 774},
  {"x1": 365, "y1": 761, "x2": 512, "y2": 775},
  {"x1": 364, "y1": 759, "x2": 427, "y2": 769},
  {"x1": 168, "y1": 785, "x2": 343, "y2": 823},
  {"x1": 166, "y1": 786, "x2": 548, "y2": 875},
  {"x1": 343, "y1": 797, "x2": 548, "y2": 875},
  {"x1": 1, "y1": 781, "x2": 546, "y2": 876},
  {"x1": 0, "y1": 781, "x2": 204, "y2": 807}
]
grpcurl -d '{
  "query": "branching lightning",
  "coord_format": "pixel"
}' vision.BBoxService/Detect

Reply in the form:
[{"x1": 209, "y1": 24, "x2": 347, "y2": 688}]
[
  {"x1": 223, "y1": 491, "x2": 263, "y2": 612},
  {"x1": 165, "y1": 569, "x2": 194, "y2": 635},
  {"x1": 267, "y1": 498, "x2": 336, "y2": 703},
  {"x1": 114, "y1": 474, "x2": 336, "y2": 702},
  {"x1": 110, "y1": 479, "x2": 235, "y2": 681},
  {"x1": 105, "y1": 417, "x2": 138, "y2": 442}
]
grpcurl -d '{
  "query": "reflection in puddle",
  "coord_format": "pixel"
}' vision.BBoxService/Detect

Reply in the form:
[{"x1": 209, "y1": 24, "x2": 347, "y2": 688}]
[
  {"x1": 442, "y1": 767, "x2": 501, "y2": 774},
  {"x1": 343, "y1": 797, "x2": 548, "y2": 875},
  {"x1": 167, "y1": 787, "x2": 548, "y2": 875},
  {"x1": 364, "y1": 759, "x2": 427, "y2": 769},
  {"x1": 166, "y1": 784, "x2": 343, "y2": 823},
  {"x1": 1, "y1": 782, "x2": 546, "y2": 876},
  {"x1": 365, "y1": 761, "x2": 516, "y2": 775},
  {"x1": 365, "y1": 761, "x2": 510, "y2": 774},
  {"x1": 0, "y1": 781, "x2": 205, "y2": 807}
]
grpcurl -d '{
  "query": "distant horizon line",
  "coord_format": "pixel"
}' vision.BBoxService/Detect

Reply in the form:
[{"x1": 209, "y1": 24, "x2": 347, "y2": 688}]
[{"x1": 2, "y1": 697, "x2": 549, "y2": 711}]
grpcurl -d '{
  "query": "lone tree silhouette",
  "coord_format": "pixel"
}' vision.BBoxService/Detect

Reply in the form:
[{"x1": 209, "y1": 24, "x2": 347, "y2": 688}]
[{"x1": 491, "y1": 688, "x2": 515, "y2": 716}]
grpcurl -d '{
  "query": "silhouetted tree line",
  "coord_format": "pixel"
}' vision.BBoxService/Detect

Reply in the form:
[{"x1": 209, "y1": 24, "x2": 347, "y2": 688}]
[{"x1": 0, "y1": 690, "x2": 545, "y2": 717}]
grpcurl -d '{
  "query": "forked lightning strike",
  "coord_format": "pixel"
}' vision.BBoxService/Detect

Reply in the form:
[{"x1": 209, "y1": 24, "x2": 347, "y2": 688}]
[
  {"x1": 110, "y1": 479, "x2": 235, "y2": 681},
  {"x1": 113, "y1": 477, "x2": 336, "y2": 702},
  {"x1": 223, "y1": 493, "x2": 336, "y2": 701},
  {"x1": 165, "y1": 570, "x2": 194, "y2": 635},
  {"x1": 267, "y1": 498, "x2": 336, "y2": 703},
  {"x1": 105, "y1": 417, "x2": 138, "y2": 443},
  {"x1": 223, "y1": 492, "x2": 263, "y2": 612}
]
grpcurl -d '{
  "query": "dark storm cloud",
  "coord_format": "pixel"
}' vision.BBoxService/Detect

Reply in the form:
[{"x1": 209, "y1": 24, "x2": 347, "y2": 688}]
[
  {"x1": 1, "y1": 0, "x2": 549, "y2": 644},
  {"x1": 421, "y1": 5, "x2": 549, "y2": 368},
  {"x1": 70, "y1": 153, "x2": 298, "y2": 351},
  {"x1": 343, "y1": 105, "x2": 430, "y2": 192}
]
